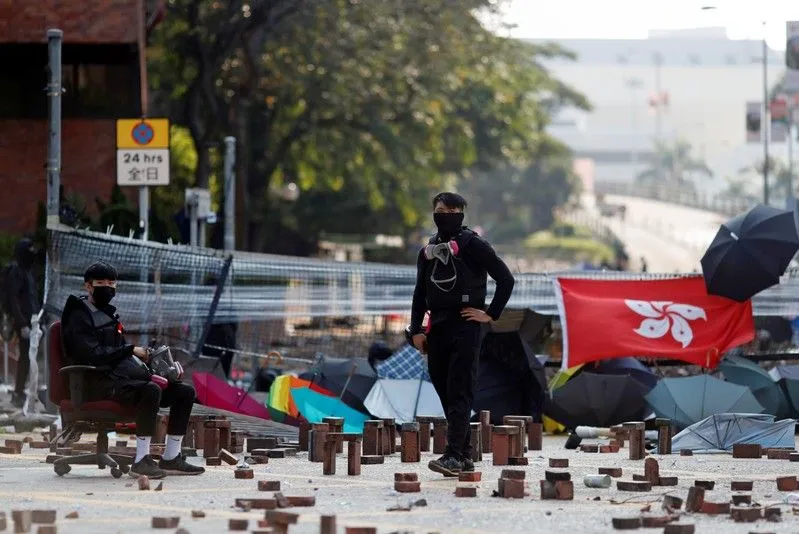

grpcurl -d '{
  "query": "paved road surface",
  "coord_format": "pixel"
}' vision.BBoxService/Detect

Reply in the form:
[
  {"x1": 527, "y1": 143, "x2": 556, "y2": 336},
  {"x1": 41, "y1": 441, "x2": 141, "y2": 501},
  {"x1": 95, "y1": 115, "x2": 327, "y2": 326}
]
[
  {"x1": 2, "y1": 430, "x2": 799, "y2": 534},
  {"x1": 601, "y1": 195, "x2": 725, "y2": 273}
]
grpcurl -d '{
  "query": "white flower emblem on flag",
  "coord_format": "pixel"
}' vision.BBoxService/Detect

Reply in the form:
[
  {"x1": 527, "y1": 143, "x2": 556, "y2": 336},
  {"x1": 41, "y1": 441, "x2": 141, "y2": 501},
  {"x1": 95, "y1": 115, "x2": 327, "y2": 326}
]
[{"x1": 624, "y1": 300, "x2": 708, "y2": 348}]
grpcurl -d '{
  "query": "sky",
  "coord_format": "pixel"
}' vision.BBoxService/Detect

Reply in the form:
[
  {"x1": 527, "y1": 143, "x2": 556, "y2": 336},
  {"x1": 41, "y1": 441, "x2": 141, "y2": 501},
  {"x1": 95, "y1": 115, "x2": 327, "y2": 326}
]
[{"x1": 494, "y1": 0, "x2": 799, "y2": 50}]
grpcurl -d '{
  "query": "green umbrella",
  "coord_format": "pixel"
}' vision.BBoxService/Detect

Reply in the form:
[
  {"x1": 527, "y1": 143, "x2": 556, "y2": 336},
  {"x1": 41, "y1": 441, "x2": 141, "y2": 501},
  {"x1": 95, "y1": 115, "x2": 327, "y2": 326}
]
[
  {"x1": 770, "y1": 365, "x2": 799, "y2": 418},
  {"x1": 645, "y1": 375, "x2": 765, "y2": 429},
  {"x1": 719, "y1": 354, "x2": 791, "y2": 419}
]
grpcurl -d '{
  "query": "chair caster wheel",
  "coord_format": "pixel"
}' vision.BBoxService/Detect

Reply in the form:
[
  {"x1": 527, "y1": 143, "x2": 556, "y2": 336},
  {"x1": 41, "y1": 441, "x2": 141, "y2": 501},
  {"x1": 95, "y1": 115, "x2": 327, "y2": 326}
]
[
  {"x1": 54, "y1": 463, "x2": 71, "y2": 476},
  {"x1": 121, "y1": 464, "x2": 130, "y2": 474},
  {"x1": 111, "y1": 467, "x2": 123, "y2": 478}
]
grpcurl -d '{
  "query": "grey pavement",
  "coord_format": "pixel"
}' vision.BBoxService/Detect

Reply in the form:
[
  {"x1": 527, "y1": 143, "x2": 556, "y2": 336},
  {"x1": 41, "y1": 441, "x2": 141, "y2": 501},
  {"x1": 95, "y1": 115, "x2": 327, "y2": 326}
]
[{"x1": 3, "y1": 431, "x2": 799, "y2": 534}]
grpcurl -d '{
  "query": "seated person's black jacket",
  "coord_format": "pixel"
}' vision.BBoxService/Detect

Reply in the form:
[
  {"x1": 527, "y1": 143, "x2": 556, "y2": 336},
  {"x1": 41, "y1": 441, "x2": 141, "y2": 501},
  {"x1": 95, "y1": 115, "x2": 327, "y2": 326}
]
[{"x1": 62, "y1": 294, "x2": 151, "y2": 397}]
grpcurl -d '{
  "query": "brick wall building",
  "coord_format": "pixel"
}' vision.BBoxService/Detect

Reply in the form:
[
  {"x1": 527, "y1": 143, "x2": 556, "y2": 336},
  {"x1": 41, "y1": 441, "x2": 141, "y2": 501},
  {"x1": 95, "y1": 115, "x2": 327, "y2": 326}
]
[{"x1": 0, "y1": 0, "x2": 144, "y2": 235}]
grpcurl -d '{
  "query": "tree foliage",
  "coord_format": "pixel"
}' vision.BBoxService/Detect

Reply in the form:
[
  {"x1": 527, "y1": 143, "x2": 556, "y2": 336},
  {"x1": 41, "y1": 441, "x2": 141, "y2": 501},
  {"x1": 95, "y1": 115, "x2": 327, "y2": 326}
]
[{"x1": 147, "y1": 0, "x2": 589, "y2": 253}]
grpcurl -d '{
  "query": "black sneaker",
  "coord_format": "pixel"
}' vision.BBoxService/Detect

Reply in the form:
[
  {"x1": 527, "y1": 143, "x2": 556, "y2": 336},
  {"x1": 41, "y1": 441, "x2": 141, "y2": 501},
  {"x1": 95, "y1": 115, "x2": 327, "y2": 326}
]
[
  {"x1": 159, "y1": 453, "x2": 205, "y2": 476},
  {"x1": 461, "y1": 456, "x2": 475, "y2": 472},
  {"x1": 428, "y1": 454, "x2": 463, "y2": 477},
  {"x1": 130, "y1": 455, "x2": 166, "y2": 479}
]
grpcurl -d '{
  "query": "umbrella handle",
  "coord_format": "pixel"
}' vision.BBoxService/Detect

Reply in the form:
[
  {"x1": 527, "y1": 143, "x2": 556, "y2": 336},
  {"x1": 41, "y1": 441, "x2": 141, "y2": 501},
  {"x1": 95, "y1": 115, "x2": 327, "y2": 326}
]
[{"x1": 339, "y1": 362, "x2": 358, "y2": 400}]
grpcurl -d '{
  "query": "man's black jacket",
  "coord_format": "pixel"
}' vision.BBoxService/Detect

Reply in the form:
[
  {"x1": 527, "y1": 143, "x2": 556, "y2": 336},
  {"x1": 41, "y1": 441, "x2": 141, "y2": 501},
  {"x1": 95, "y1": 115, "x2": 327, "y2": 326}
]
[
  {"x1": 7, "y1": 239, "x2": 38, "y2": 330},
  {"x1": 61, "y1": 295, "x2": 149, "y2": 389}
]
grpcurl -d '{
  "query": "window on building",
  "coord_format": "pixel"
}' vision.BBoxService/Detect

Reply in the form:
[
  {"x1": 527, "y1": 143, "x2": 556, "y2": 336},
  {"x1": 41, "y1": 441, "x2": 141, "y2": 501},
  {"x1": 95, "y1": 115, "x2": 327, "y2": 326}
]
[{"x1": 0, "y1": 43, "x2": 140, "y2": 119}]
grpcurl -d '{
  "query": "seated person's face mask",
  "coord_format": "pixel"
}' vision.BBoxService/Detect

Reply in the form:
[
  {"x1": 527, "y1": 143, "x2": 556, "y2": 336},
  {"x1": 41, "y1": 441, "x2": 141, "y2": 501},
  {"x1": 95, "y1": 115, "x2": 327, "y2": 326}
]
[{"x1": 91, "y1": 285, "x2": 116, "y2": 307}]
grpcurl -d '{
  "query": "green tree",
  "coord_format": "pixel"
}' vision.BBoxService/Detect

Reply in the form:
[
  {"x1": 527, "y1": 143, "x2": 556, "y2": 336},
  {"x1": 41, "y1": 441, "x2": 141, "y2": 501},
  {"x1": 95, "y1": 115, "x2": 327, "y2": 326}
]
[
  {"x1": 148, "y1": 1, "x2": 588, "y2": 253},
  {"x1": 636, "y1": 139, "x2": 713, "y2": 187}
]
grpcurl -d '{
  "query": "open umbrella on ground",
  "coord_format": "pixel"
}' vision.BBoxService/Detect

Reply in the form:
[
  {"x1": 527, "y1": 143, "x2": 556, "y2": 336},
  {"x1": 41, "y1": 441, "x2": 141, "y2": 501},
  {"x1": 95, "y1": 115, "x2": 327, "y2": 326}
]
[
  {"x1": 769, "y1": 365, "x2": 799, "y2": 417},
  {"x1": 300, "y1": 357, "x2": 377, "y2": 414},
  {"x1": 265, "y1": 375, "x2": 335, "y2": 425},
  {"x1": 718, "y1": 354, "x2": 790, "y2": 418},
  {"x1": 592, "y1": 357, "x2": 659, "y2": 390},
  {"x1": 473, "y1": 331, "x2": 546, "y2": 425},
  {"x1": 290, "y1": 387, "x2": 370, "y2": 433},
  {"x1": 645, "y1": 375, "x2": 765, "y2": 429},
  {"x1": 193, "y1": 372, "x2": 273, "y2": 420},
  {"x1": 363, "y1": 379, "x2": 444, "y2": 424},
  {"x1": 701, "y1": 204, "x2": 799, "y2": 301},
  {"x1": 543, "y1": 372, "x2": 652, "y2": 429},
  {"x1": 490, "y1": 307, "x2": 552, "y2": 349},
  {"x1": 672, "y1": 413, "x2": 796, "y2": 452}
]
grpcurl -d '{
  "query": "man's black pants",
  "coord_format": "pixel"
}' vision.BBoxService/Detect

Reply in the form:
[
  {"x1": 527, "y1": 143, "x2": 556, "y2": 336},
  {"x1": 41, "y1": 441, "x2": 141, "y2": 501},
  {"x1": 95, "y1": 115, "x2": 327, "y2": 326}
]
[
  {"x1": 13, "y1": 334, "x2": 30, "y2": 398},
  {"x1": 426, "y1": 319, "x2": 487, "y2": 460},
  {"x1": 110, "y1": 381, "x2": 196, "y2": 437}
]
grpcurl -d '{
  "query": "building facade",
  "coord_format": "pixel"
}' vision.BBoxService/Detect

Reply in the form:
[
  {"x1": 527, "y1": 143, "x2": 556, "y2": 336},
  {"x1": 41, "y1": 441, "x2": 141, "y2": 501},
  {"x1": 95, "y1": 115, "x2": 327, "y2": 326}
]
[
  {"x1": 532, "y1": 28, "x2": 787, "y2": 194},
  {"x1": 0, "y1": 0, "x2": 144, "y2": 235}
]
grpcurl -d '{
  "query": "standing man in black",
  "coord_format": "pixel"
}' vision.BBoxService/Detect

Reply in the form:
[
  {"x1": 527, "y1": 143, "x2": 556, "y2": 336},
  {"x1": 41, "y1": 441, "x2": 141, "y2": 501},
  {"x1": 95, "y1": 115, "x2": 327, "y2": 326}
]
[
  {"x1": 408, "y1": 192, "x2": 515, "y2": 476},
  {"x1": 7, "y1": 238, "x2": 38, "y2": 408}
]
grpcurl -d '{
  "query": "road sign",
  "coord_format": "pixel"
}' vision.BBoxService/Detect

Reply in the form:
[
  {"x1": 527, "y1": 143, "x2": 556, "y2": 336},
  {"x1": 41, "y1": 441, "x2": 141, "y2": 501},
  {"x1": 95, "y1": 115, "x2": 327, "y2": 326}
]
[
  {"x1": 117, "y1": 149, "x2": 170, "y2": 186},
  {"x1": 116, "y1": 118, "x2": 170, "y2": 186},
  {"x1": 116, "y1": 118, "x2": 169, "y2": 149}
]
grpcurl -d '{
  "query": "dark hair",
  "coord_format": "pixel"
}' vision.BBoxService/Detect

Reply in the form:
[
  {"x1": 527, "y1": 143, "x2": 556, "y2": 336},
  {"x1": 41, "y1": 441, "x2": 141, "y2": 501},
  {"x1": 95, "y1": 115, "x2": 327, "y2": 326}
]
[
  {"x1": 432, "y1": 192, "x2": 467, "y2": 210},
  {"x1": 84, "y1": 261, "x2": 118, "y2": 282}
]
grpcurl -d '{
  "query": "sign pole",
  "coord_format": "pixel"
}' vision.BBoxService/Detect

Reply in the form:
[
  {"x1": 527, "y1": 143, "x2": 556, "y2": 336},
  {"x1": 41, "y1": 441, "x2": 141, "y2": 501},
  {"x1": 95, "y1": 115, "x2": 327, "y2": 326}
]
[
  {"x1": 224, "y1": 136, "x2": 236, "y2": 251},
  {"x1": 46, "y1": 29, "x2": 63, "y2": 228},
  {"x1": 138, "y1": 186, "x2": 149, "y2": 241}
]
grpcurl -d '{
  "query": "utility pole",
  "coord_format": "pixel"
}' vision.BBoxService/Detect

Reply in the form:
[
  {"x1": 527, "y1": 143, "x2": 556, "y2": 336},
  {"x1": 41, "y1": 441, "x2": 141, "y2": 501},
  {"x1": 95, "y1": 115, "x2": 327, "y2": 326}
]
[
  {"x1": 46, "y1": 29, "x2": 63, "y2": 228},
  {"x1": 762, "y1": 22, "x2": 771, "y2": 205}
]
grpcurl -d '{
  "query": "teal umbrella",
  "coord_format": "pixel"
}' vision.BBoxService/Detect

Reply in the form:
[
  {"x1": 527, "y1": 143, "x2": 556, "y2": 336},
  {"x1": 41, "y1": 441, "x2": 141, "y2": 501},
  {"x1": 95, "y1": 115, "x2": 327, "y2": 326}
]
[
  {"x1": 290, "y1": 387, "x2": 370, "y2": 433},
  {"x1": 770, "y1": 365, "x2": 799, "y2": 418},
  {"x1": 719, "y1": 354, "x2": 790, "y2": 418},
  {"x1": 645, "y1": 375, "x2": 765, "y2": 429}
]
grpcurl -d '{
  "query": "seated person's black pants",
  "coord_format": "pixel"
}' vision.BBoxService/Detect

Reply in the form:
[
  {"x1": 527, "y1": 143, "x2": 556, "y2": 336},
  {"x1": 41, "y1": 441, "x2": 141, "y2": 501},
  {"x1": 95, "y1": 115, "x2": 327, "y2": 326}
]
[{"x1": 110, "y1": 381, "x2": 196, "y2": 436}]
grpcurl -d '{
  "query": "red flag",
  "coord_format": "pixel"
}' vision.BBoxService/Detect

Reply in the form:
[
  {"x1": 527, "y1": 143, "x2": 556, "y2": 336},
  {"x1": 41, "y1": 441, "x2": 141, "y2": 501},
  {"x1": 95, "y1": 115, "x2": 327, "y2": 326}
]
[{"x1": 555, "y1": 276, "x2": 755, "y2": 369}]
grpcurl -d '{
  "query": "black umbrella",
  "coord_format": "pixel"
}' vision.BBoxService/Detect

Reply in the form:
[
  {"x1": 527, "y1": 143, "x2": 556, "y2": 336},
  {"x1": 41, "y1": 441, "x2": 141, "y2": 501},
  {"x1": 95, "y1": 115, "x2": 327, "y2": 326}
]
[
  {"x1": 544, "y1": 372, "x2": 651, "y2": 429},
  {"x1": 701, "y1": 204, "x2": 799, "y2": 301}
]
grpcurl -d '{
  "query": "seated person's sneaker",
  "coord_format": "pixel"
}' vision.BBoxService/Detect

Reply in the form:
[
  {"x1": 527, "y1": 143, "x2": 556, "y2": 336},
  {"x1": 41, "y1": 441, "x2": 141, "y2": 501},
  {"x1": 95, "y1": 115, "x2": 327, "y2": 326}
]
[
  {"x1": 130, "y1": 455, "x2": 166, "y2": 479},
  {"x1": 461, "y1": 456, "x2": 475, "y2": 472},
  {"x1": 159, "y1": 453, "x2": 205, "y2": 475},
  {"x1": 428, "y1": 453, "x2": 463, "y2": 477}
]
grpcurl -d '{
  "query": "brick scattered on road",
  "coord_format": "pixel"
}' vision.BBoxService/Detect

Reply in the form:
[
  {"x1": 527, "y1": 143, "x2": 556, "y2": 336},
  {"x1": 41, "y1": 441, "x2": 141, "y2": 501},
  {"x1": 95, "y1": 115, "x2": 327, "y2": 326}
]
[{"x1": 151, "y1": 517, "x2": 180, "y2": 529}]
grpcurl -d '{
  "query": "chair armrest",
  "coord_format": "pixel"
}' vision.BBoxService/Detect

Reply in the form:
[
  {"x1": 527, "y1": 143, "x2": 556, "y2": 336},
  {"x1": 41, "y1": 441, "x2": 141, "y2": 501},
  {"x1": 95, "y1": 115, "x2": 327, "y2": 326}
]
[
  {"x1": 59, "y1": 365, "x2": 111, "y2": 374},
  {"x1": 59, "y1": 366, "x2": 111, "y2": 408}
]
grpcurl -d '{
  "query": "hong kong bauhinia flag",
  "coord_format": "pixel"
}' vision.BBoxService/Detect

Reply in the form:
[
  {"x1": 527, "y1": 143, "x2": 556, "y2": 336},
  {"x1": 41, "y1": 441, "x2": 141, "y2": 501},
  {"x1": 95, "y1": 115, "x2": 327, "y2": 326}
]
[{"x1": 554, "y1": 276, "x2": 755, "y2": 369}]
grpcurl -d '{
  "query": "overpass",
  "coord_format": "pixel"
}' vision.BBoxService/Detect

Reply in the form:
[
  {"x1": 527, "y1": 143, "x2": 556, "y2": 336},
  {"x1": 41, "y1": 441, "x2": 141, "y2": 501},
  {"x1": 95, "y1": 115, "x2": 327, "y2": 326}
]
[{"x1": 591, "y1": 183, "x2": 738, "y2": 273}]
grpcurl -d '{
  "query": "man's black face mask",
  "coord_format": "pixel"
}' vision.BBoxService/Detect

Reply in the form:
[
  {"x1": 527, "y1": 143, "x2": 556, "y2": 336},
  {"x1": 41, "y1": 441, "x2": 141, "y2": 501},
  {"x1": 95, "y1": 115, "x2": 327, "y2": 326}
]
[
  {"x1": 433, "y1": 212, "x2": 464, "y2": 236},
  {"x1": 92, "y1": 286, "x2": 116, "y2": 307}
]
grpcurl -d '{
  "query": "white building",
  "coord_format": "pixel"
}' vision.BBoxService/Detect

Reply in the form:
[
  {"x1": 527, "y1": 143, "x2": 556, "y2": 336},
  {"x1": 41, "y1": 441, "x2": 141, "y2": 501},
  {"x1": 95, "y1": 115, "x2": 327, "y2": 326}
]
[{"x1": 530, "y1": 28, "x2": 789, "y2": 195}]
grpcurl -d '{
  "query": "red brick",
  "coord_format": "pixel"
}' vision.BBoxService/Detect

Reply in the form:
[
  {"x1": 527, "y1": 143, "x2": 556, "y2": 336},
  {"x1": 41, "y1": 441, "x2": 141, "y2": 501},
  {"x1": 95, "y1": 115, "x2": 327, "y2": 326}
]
[
  {"x1": 394, "y1": 481, "x2": 420, "y2": 493},
  {"x1": 699, "y1": 501, "x2": 730, "y2": 515},
  {"x1": 500, "y1": 469, "x2": 526, "y2": 480},
  {"x1": 458, "y1": 472, "x2": 481, "y2": 482},
  {"x1": 219, "y1": 449, "x2": 238, "y2": 465},
  {"x1": 508, "y1": 456, "x2": 528, "y2": 465},
  {"x1": 599, "y1": 467, "x2": 622, "y2": 477},
  {"x1": 455, "y1": 486, "x2": 477, "y2": 497},
  {"x1": 694, "y1": 480, "x2": 714, "y2": 490},
  {"x1": 616, "y1": 480, "x2": 651, "y2": 492},
  {"x1": 31, "y1": 510, "x2": 56, "y2": 523},
  {"x1": 498, "y1": 478, "x2": 524, "y2": 498},
  {"x1": 205, "y1": 457, "x2": 222, "y2": 466},
  {"x1": 285, "y1": 496, "x2": 315, "y2": 507},
  {"x1": 234, "y1": 468, "x2": 254, "y2": 479},
  {"x1": 258, "y1": 480, "x2": 281, "y2": 492},
  {"x1": 641, "y1": 516, "x2": 677, "y2": 527},
  {"x1": 545, "y1": 470, "x2": 571, "y2": 482},
  {"x1": 611, "y1": 517, "x2": 641, "y2": 529},
  {"x1": 151, "y1": 517, "x2": 179, "y2": 528},
  {"x1": 554, "y1": 480, "x2": 573, "y2": 500},
  {"x1": 228, "y1": 518, "x2": 248, "y2": 531},
  {"x1": 344, "y1": 528, "x2": 376, "y2": 534},
  {"x1": 663, "y1": 525, "x2": 695, "y2": 534},
  {"x1": 394, "y1": 472, "x2": 418, "y2": 482},
  {"x1": 767, "y1": 448, "x2": 793, "y2": 460},
  {"x1": 777, "y1": 476, "x2": 798, "y2": 491},
  {"x1": 732, "y1": 443, "x2": 761, "y2": 458},
  {"x1": 731, "y1": 480, "x2": 753, "y2": 491},
  {"x1": 235, "y1": 498, "x2": 275, "y2": 510},
  {"x1": 549, "y1": 458, "x2": 568, "y2": 468},
  {"x1": 731, "y1": 494, "x2": 751, "y2": 505},
  {"x1": 657, "y1": 476, "x2": 678, "y2": 486},
  {"x1": 191, "y1": 511, "x2": 205, "y2": 518}
]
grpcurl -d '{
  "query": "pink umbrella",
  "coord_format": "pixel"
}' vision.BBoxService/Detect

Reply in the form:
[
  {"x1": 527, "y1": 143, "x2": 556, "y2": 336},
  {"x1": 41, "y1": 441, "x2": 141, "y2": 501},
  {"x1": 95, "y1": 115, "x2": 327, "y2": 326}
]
[{"x1": 192, "y1": 372, "x2": 272, "y2": 420}]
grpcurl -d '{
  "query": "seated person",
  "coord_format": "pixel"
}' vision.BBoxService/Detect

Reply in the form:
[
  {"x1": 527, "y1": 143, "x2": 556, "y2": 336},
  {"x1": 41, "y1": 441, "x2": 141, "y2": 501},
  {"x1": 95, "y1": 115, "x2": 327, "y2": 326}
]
[{"x1": 61, "y1": 261, "x2": 204, "y2": 479}]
